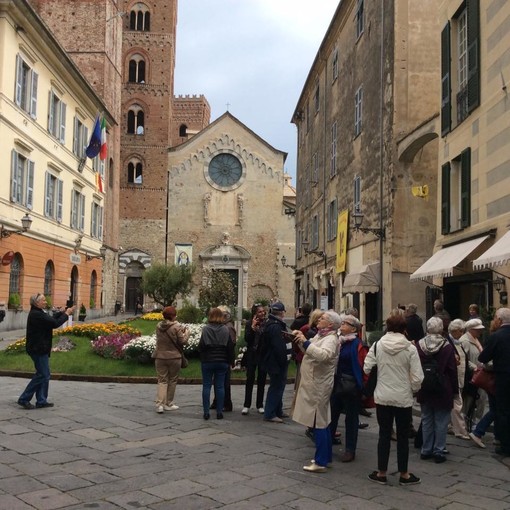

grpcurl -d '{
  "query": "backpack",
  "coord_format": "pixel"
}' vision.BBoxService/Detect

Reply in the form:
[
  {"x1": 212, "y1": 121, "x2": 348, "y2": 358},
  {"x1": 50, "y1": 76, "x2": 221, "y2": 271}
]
[{"x1": 421, "y1": 342, "x2": 445, "y2": 395}]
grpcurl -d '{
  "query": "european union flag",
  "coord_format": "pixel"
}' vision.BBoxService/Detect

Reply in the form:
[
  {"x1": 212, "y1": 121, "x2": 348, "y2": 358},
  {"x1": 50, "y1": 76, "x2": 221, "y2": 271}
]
[{"x1": 85, "y1": 116, "x2": 101, "y2": 158}]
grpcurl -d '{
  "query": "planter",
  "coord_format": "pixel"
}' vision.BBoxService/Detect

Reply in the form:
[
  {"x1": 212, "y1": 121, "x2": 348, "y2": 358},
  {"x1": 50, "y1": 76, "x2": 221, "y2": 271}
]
[{"x1": 78, "y1": 315, "x2": 87, "y2": 322}]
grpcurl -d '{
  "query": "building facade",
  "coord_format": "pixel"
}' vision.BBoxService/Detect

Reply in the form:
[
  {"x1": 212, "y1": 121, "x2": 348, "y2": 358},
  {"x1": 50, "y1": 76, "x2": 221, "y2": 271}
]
[
  {"x1": 0, "y1": 0, "x2": 114, "y2": 330},
  {"x1": 411, "y1": 0, "x2": 510, "y2": 319},
  {"x1": 292, "y1": 0, "x2": 441, "y2": 327},
  {"x1": 166, "y1": 112, "x2": 295, "y2": 317}
]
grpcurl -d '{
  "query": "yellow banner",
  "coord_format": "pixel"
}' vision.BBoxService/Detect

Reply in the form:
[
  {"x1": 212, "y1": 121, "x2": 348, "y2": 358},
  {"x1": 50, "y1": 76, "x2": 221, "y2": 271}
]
[{"x1": 336, "y1": 209, "x2": 348, "y2": 273}]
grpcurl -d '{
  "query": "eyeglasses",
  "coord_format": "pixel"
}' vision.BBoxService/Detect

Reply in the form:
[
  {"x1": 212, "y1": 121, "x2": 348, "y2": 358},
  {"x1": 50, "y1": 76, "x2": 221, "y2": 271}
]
[{"x1": 341, "y1": 320, "x2": 356, "y2": 328}]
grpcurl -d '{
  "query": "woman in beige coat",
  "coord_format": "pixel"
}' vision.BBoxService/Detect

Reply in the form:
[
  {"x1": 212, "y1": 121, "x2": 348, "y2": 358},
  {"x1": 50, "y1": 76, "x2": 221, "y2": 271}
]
[
  {"x1": 292, "y1": 310, "x2": 341, "y2": 472},
  {"x1": 152, "y1": 306, "x2": 189, "y2": 413}
]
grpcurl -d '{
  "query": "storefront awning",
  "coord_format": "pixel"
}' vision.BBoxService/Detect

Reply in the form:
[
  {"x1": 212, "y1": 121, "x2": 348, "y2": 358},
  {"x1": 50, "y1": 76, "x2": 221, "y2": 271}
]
[
  {"x1": 473, "y1": 231, "x2": 510, "y2": 270},
  {"x1": 343, "y1": 263, "x2": 380, "y2": 294},
  {"x1": 410, "y1": 235, "x2": 489, "y2": 281}
]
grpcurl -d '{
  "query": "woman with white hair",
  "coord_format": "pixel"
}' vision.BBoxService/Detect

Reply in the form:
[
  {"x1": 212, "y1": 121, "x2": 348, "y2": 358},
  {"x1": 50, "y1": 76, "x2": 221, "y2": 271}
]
[
  {"x1": 292, "y1": 310, "x2": 341, "y2": 472},
  {"x1": 416, "y1": 317, "x2": 458, "y2": 463}
]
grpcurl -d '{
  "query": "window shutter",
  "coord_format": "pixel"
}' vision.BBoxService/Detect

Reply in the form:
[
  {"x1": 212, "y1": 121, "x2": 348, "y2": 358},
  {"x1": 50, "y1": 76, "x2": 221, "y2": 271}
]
[
  {"x1": 82, "y1": 126, "x2": 88, "y2": 158},
  {"x1": 27, "y1": 160, "x2": 34, "y2": 209},
  {"x1": 11, "y1": 150, "x2": 18, "y2": 202},
  {"x1": 57, "y1": 179, "x2": 63, "y2": 222},
  {"x1": 461, "y1": 148, "x2": 471, "y2": 228},
  {"x1": 15, "y1": 55, "x2": 22, "y2": 106},
  {"x1": 73, "y1": 117, "x2": 78, "y2": 154},
  {"x1": 60, "y1": 102, "x2": 66, "y2": 143},
  {"x1": 48, "y1": 91, "x2": 54, "y2": 134},
  {"x1": 441, "y1": 162, "x2": 451, "y2": 235},
  {"x1": 91, "y1": 204, "x2": 97, "y2": 237},
  {"x1": 44, "y1": 172, "x2": 51, "y2": 216},
  {"x1": 98, "y1": 206, "x2": 103, "y2": 240},
  {"x1": 30, "y1": 71, "x2": 38, "y2": 118},
  {"x1": 467, "y1": 0, "x2": 480, "y2": 112},
  {"x1": 79, "y1": 194, "x2": 85, "y2": 231},
  {"x1": 441, "y1": 22, "x2": 451, "y2": 136}
]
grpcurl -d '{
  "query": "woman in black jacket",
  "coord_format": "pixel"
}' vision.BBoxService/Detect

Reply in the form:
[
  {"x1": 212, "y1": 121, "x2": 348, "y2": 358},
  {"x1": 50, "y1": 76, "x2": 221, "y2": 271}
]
[{"x1": 199, "y1": 307, "x2": 235, "y2": 420}]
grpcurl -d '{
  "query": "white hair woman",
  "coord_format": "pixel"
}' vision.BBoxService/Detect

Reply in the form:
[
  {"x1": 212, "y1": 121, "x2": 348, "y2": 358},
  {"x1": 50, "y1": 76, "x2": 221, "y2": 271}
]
[{"x1": 292, "y1": 310, "x2": 342, "y2": 472}]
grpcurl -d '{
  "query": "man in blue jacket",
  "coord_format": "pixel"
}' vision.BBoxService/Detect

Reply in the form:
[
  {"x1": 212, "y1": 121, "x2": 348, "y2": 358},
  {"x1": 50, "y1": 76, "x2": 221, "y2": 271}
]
[
  {"x1": 18, "y1": 293, "x2": 74, "y2": 409},
  {"x1": 260, "y1": 301, "x2": 293, "y2": 423}
]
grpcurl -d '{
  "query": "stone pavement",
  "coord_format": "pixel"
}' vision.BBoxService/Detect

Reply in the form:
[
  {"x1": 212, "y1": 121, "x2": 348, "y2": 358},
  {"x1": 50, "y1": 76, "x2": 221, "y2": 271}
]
[{"x1": 2, "y1": 378, "x2": 510, "y2": 510}]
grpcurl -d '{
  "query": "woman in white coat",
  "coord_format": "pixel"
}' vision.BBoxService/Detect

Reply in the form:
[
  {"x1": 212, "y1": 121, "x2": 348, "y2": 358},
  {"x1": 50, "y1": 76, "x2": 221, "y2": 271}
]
[
  {"x1": 292, "y1": 310, "x2": 341, "y2": 472},
  {"x1": 364, "y1": 314, "x2": 424, "y2": 486}
]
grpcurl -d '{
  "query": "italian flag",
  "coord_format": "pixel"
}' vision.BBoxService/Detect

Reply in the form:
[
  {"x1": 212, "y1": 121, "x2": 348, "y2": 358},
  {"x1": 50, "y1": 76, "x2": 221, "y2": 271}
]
[{"x1": 99, "y1": 116, "x2": 107, "y2": 160}]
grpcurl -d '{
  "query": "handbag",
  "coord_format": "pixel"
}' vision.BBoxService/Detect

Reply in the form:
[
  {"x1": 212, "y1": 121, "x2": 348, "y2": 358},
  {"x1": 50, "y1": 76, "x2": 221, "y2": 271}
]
[
  {"x1": 167, "y1": 326, "x2": 188, "y2": 370},
  {"x1": 181, "y1": 354, "x2": 189, "y2": 369},
  {"x1": 471, "y1": 367, "x2": 496, "y2": 395},
  {"x1": 363, "y1": 342, "x2": 378, "y2": 397},
  {"x1": 334, "y1": 373, "x2": 358, "y2": 397}
]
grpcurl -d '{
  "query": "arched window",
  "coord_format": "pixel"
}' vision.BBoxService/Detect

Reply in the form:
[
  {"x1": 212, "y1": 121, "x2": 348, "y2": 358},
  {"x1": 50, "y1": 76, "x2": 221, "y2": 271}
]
[
  {"x1": 129, "y1": 5, "x2": 150, "y2": 31},
  {"x1": 90, "y1": 271, "x2": 98, "y2": 309},
  {"x1": 127, "y1": 106, "x2": 145, "y2": 135},
  {"x1": 8, "y1": 253, "x2": 23, "y2": 307},
  {"x1": 128, "y1": 56, "x2": 146, "y2": 83},
  {"x1": 44, "y1": 261, "x2": 54, "y2": 302},
  {"x1": 128, "y1": 160, "x2": 143, "y2": 184},
  {"x1": 179, "y1": 124, "x2": 187, "y2": 137}
]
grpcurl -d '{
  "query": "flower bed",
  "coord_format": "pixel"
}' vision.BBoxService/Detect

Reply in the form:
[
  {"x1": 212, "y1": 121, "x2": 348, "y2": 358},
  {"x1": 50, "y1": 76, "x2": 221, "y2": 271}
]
[
  {"x1": 91, "y1": 332, "x2": 140, "y2": 359},
  {"x1": 57, "y1": 322, "x2": 141, "y2": 339},
  {"x1": 123, "y1": 335, "x2": 157, "y2": 363}
]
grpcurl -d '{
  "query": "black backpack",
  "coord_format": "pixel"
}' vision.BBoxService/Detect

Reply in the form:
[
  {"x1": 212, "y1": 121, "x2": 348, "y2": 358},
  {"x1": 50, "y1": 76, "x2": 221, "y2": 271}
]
[{"x1": 421, "y1": 342, "x2": 445, "y2": 395}]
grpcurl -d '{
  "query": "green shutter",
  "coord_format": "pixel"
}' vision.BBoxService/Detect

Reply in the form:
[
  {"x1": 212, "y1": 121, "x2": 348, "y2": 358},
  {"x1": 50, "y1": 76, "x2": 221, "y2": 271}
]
[
  {"x1": 461, "y1": 148, "x2": 471, "y2": 228},
  {"x1": 441, "y1": 162, "x2": 451, "y2": 235},
  {"x1": 467, "y1": 0, "x2": 480, "y2": 112},
  {"x1": 441, "y1": 22, "x2": 451, "y2": 136}
]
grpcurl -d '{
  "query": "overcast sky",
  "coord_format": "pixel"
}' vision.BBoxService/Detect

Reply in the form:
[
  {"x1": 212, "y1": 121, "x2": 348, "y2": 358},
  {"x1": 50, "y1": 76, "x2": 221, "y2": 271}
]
[{"x1": 174, "y1": 0, "x2": 339, "y2": 183}]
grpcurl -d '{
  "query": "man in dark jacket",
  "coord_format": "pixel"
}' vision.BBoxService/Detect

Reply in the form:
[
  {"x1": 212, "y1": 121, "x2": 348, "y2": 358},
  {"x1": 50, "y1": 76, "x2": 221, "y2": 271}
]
[
  {"x1": 18, "y1": 293, "x2": 74, "y2": 409},
  {"x1": 479, "y1": 308, "x2": 510, "y2": 456},
  {"x1": 290, "y1": 303, "x2": 312, "y2": 331},
  {"x1": 405, "y1": 303, "x2": 425, "y2": 341},
  {"x1": 261, "y1": 301, "x2": 293, "y2": 423}
]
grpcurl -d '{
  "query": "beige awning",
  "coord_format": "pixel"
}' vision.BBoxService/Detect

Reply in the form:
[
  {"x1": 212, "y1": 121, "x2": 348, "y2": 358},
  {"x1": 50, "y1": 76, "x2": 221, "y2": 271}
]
[
  {"x1": 410, "y1": 235, "x2": 489, "y2": 281},
  {"x1": 473, "y1": 231, "x2": 510, "y2": 270},
  {"x1": 343, "y1": 263, "x2": 380, "y2": 294}
]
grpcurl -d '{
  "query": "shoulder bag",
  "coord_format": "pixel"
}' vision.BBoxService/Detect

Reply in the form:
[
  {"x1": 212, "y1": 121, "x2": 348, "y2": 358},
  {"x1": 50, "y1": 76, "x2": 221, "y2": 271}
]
[
  {"x1": 167, "y1": 326, "x2": 188, "y2": 368},
  {"x1": 363, "y1": 341, "x2": 378, "y2": 397}
]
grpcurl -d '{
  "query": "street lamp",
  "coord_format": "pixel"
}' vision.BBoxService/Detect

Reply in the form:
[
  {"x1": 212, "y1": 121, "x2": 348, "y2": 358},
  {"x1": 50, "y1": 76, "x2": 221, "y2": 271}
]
[
  {"x1": 352, "y1": 210, "x2": 385, "y2": 239},
  {"x1": 281, "y1": 255, "x2": 296, "y2": 270},
  {"x1": 493, "y1": 276, "x2": 507, "y2": 305},
  {"x1": 86, "y1": 244, "x2": 107, "y2": 261},
  {"x1": 0, "y1": 213, "x2": 33, "y2": 238}
]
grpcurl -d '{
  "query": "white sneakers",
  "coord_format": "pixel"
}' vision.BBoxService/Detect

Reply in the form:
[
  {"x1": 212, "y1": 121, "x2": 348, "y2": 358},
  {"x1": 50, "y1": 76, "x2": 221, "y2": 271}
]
[
  {"x1": 242, "y1": 407, "x2": 249, "y2": 415},
  {"x1": 156, "y1": 405, "x2": 164, "y2": 414},
  {"x1": 156, "y1": 404, "x2": 179, "y2": 413},
  {"x1": 469, "y1": 432, "x2": 486, "y2": 448},
  {"x1": 257, "y1": 407, "x2": 264, "y2": 414}
]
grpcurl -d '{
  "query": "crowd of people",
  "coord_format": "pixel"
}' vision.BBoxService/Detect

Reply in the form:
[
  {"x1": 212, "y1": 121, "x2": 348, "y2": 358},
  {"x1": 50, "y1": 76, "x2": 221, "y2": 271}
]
[{"x1": 16, "y1": 292, "x2": 510, "y2": 487}]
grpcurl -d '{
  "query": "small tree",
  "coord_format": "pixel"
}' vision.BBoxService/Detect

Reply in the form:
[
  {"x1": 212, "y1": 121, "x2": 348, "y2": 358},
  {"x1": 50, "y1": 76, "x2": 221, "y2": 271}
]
[
  {"x1": 141, "y1": 263, "x2": 194, "y2": 307},
  {"x1": 198, "y1": 269, "x2": 237, "y2": 314}
]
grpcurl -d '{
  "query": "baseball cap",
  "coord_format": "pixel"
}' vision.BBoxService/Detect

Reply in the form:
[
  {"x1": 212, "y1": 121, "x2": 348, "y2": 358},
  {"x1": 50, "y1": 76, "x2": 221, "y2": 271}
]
[
  {"x1": 465, "y1": 318, "x2": 485, "y2": 330},
  {"x1": 270, "y1": 301, "x2": 286, "y2": 312}
]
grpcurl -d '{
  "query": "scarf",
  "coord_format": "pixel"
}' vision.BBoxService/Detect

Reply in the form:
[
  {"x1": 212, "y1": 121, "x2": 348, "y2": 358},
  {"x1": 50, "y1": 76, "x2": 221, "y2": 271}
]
[
  {"x1": 318, "y1": 326, "x2": 336, "y2": 337},
  {"x1": 338, "y1": 332, "x2": 357, "y2": 345}
]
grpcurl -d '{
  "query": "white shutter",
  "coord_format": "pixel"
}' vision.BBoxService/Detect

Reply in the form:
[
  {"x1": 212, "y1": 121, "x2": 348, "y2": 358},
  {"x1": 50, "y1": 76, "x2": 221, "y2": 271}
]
[
  {"x1": 57, "y1": 179, "x2": 63, "y2": 222},
  {"x1": 27, "y1": 160, "x2": 34, "y2": 209},
  {"x1": 11, "y1": 150, "x2": 18, "y2": 202},
  {"x1": 48, "y1": 91, "x2": 54, "y2": 134},
  {"x1": 79, "y1": 194, "x2": 85, "y2": 231},
  {"x1": 98, "y1": 206, "x2": 103, "y2": 240},
  {"x1": 82, "y1": 126, "x2": 89, "y2": 158},
  {"x1": 91, "y1": 204, "x2": 96, "y2": 237},
  {"x1": 30, "y1": 71, "x2": 38, "y2": 118},
  {"x1": 44, "y1": 172, "x2": 51, "y2": 216},
  {"x1": 59, "y1": 102, "x2": 66, "y2": 143},
  {"x1": 73, "y1": 117, "x2": 78, "y2": 154},
  {"x1": 15, "y1": 55, "x2": 22, "y2": 106}
]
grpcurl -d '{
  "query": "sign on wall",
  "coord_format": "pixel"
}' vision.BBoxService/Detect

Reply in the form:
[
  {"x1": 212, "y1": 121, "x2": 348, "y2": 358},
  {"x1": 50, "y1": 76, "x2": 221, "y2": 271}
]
[
  {"x1": 336, "y1": 209, "x2": 348, "y2": 273},
  {"x1": 175, "y1": 244, "x2": 192, "y2": 266}
]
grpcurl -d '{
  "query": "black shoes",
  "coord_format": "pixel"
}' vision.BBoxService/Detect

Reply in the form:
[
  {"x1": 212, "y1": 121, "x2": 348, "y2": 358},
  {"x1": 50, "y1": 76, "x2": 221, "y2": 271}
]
[
  {"x1": 359, "y1": 422, "x2": 369, "y2": 429},
  {"x1": 203, "y1": 413, "x2": 210, "y2": 420},
  {"x1": 360, "y1": 408, "x2": 372, "y2": 417},
  {"x1": 217, "y1": 413, "x2": 224, "y2": 420},
  {"x1": 399, "y1": 473, "x2": 421, "y2": 486},
  {"x1": 434, "y1": 454, "x2": 447, "y2": 464},
  {"x1": 35, "y1": 402, "x2": 54, "y2": 408},
  {"x1": 17, "y1": 401, "x2": 34, "y2": 410}
]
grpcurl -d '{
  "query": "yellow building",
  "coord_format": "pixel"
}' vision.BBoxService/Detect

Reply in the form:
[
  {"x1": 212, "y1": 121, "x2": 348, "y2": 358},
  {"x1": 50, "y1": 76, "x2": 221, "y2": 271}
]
[
  {"x1": 411, "y1": 0, "x2": 510, "y2": 317},
  {"x1": 0, "y1": 0, "x2": 114, "y2": 330}
]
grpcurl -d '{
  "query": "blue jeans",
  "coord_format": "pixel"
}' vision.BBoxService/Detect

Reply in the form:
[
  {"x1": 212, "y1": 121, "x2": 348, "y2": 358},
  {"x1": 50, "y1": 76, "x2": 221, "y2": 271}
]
[
  {"x1": 314, "y1": 427, "x2": 332, "y2": 467},
  {"x1": 474, "y1": 393, "x2": 496, "y2": 439},
  {"x1": 19, "y1": 354, "x2": 51, "y2": 405},
  {"x1": 264, "y1": 365, "x2": 288, "y2": 419},
  {"x1": 330, "y1": 389, "x2": 360, "y2": 454},
  {"x1": 201, "y1": 362, "x2": 228, "y2": 415},
  {"x1": 420, "y1": 403, "x2": 450, "y2": 456}
]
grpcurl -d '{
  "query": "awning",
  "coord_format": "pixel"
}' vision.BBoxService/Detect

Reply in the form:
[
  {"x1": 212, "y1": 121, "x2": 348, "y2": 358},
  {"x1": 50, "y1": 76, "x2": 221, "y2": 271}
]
[
  {"x1": 473, "y1": 231, "x2": 510, "y2": 270},
  {"x1": 343, "y1": 263, "x2": 380, "y2": 294},
  {"x1": 410, "y1": 235, "x2": 489, "y2": 281}
]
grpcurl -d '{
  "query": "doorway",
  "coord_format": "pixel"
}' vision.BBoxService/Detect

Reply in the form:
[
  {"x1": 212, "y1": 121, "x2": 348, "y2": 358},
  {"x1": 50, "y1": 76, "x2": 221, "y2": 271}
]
[{"x1": 126, "y1": 277, "x2": 142, "y2": 313}]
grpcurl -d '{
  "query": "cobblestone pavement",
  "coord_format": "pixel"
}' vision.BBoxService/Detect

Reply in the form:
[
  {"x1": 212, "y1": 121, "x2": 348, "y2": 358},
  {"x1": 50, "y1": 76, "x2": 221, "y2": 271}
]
[{"x1": 2, "y1": 377, "x2": 510, "y2": 509}]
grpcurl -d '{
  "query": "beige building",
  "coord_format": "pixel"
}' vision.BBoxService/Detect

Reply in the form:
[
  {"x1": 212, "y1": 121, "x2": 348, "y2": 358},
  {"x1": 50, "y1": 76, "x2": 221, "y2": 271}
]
[
  {"x1": 0, "y1": 0, "x2": 114, "y2": 330},
  {"x1": 292, "y1": 0, "x2": 441, "y2": 326},
  {"x1": 411, "y1": 0, "x2": 510, "y2": 317},
  {"x1": 165, "y1": 112, "x2": 295, "y2": 317}
]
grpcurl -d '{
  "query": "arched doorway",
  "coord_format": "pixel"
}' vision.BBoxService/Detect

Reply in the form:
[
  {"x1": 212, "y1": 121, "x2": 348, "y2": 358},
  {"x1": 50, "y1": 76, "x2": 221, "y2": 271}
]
[{"x1": 125, "y1": 261, "x2": 144, "y2": 313}]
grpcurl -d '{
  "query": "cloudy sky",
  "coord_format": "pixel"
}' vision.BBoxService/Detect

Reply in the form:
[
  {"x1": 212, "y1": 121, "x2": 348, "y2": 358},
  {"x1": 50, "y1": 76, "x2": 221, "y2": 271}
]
[{"x1": 174, "y1": 0, "x2": 339, "y2": 182}]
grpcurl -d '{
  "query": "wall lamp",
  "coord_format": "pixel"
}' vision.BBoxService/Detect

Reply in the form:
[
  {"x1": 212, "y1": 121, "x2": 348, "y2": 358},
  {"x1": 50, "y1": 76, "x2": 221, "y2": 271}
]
[
  {"x1": 352, "y1": 210, "x2": 385, "y2": 240},
  {"x1": 493, "y1": 276, "x2": 507, "y2": 305},
  {"x1": 301, "y1": 242, "x2": 327, "y2": 262},
  {"x1": 0, "y1": 213, "x2": 33, "y2": 238},
  {"x1": 86, "y1": 245, "x2": 107, "y2": 261},
  {"x1": 281, "y1": 255, "x2": 296, "y2": 270}
]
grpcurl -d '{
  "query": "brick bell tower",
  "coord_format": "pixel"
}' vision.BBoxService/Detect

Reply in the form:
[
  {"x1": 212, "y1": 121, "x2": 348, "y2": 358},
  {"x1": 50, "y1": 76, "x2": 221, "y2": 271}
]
[{"x1": 119, "y1": 1, "x2": 210, "y2": 311}]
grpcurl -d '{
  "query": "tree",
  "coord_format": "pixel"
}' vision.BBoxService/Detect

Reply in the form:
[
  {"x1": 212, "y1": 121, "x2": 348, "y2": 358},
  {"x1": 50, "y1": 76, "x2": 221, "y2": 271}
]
[
  {"x1": 198, "y1": 269, "x2": 237, "y2": 314},
  {"x1": 141, "y1": 263, "x2": 194, "y2": 307}
]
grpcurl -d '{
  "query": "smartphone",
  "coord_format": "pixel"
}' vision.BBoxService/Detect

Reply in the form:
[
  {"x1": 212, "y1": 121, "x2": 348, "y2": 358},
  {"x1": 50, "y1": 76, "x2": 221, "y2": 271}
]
[{"x1": 282, "y1": 331, "x2": 296, "y2": 341}]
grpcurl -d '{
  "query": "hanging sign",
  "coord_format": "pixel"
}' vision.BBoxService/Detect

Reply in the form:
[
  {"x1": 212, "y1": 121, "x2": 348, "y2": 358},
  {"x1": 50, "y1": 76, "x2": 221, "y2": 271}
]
[{"x1": 1, "y1": 251, "x2": 14, "y2": 266}]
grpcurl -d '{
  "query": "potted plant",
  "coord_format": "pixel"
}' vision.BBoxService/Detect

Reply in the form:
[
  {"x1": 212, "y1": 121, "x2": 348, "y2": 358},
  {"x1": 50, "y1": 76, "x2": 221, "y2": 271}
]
[
  {"x1": 78, "y1": 303, "x2": 87, "y2": 321},
  {"x1": 45, "y1": 295, "x2": 52, "y2": 310},
  {"x1": 8, "y1": 293, "x2": 21, "y2": 310},
  {"x1": 89, "y1": 297, "x2": 95, "y2": 309}
]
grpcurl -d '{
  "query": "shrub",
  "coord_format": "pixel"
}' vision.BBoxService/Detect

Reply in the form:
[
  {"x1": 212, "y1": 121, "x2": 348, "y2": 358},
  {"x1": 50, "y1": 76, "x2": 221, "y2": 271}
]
[
  {"x1": 8, "y1": 293, "x2": 21, "y2": 309},
  {"x1": 123, "y1": 335, "x2": 156, "y2": 363},
  {"x1": 79, "y1": 303, "x2": 87, "y2": 315},
  {"x1": 91, "y1": 332, "x2": 139, "y2": 359},
  {"x1": 177, "y1": 301, "x2": 204, "y2": 324},
  {"x1": 89, "y1": 297, "x2": 95, "y2": 309}
]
